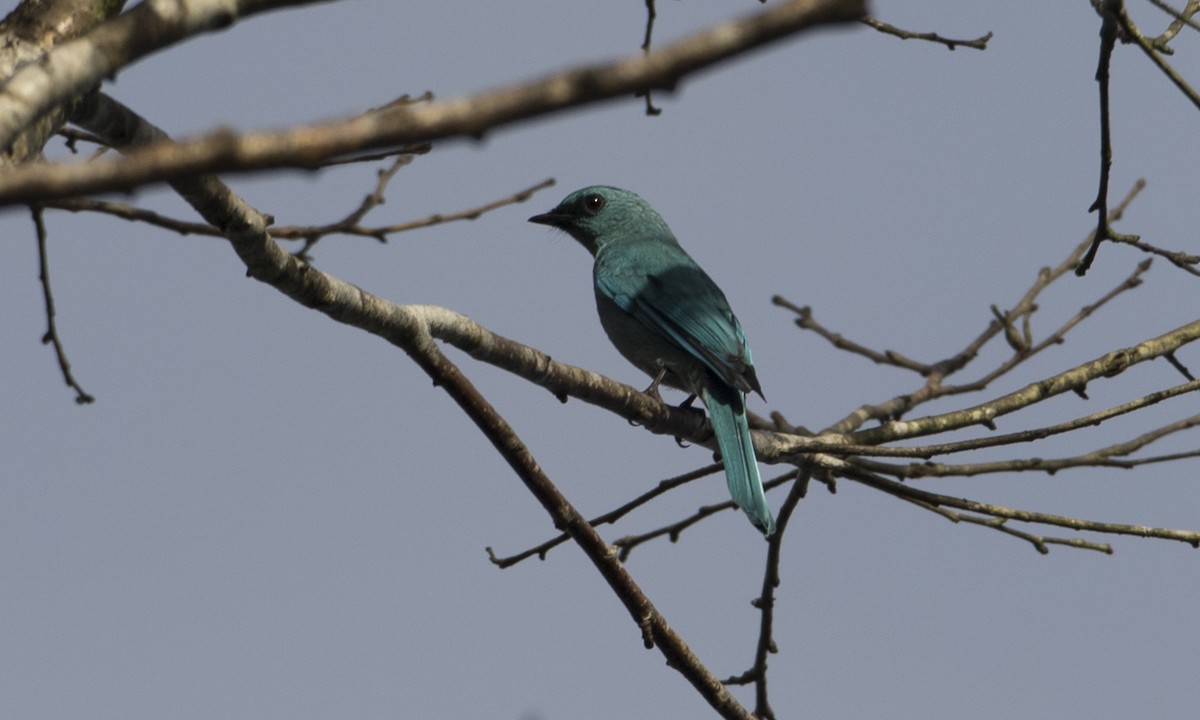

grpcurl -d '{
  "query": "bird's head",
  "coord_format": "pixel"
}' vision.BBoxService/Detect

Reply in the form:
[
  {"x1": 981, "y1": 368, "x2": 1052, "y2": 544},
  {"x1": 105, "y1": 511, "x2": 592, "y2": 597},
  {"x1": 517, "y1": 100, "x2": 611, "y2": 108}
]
[{"x1": 529, "y1": 185, "x2": 674, "y2": 254}]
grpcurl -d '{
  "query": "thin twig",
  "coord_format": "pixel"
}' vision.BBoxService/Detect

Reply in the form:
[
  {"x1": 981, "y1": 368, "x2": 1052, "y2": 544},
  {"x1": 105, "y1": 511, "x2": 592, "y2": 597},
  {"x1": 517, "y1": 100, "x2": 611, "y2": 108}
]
[
  {"x1": 31, "y1": 206, "x2": 93, "y2": 404},
  {"x1": 771, "y1": 298, "x2": 932, "y2": 374},
  {"x1": 1078, "y1": 0, "x2": 1139, "y2": 276},
  {"x1": 486, "y1": 463, "x2": 723, "y2": 567},
  {"x1": 750, "y1": 467, "x2": 812, "y2": 720},
  {"x1": 610, "y1": 472, "x2": 799, "y2": 560},
  {"x1": 1119, "y1": 3, "x2": 1200, "y2": 110},
  {"x1": 860, "y1": 16, "x2": 992, "y2": 50},
  {"x1": 842, "y1": 463, "x2": 1200, "y2": 547},
  {"x1": 636, "y1": 0, "x2": 663, "y2": 115},
  {"x1": 1107, "y1": 228, "x2": 1200, "y2": 276},
  {"x1": 1145, "y1": 0, "x2": 1200, "y2": 49},
  {"x1": 271, "y1": 177, "x2": 556, "y2": 252},
  {"x1": 45, "y1": 197, "x2": 222, "y2": 236},
  {"x1": 902, "y1": 496, "x2": 1114, "y2": 555}
]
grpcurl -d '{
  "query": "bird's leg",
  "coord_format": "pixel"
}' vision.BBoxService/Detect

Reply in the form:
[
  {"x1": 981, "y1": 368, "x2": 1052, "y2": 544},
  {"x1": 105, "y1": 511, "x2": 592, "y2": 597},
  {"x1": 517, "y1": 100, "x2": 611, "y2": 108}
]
[
  {"x1": 628, "y1": 368, "x2": 670, "y2": 427},
  {"x1": 642, "y1": 367, "x2": 669, "y2": 402}
]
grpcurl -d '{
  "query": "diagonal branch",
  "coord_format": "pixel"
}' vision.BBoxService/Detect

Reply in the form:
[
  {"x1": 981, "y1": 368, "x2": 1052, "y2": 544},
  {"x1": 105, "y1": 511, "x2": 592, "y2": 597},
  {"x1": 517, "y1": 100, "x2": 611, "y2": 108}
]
[
  {"x1": 70, "y1": 89, "x2": 758, "y2": 720},
  {"x1": 0, "y1": 0, "x2": 865, "y2": 205}
]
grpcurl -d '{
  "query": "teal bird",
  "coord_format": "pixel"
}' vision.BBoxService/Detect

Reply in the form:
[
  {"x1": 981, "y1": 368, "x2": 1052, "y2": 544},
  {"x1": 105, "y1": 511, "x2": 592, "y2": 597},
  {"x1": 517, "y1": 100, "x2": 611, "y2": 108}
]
[{"x1": 530, "y1": 186, "x2": 775, "y2": 535}]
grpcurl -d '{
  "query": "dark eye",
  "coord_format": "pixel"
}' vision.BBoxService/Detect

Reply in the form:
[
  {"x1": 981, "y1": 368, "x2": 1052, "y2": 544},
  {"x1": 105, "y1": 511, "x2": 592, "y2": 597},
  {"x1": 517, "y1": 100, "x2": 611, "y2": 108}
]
[{"x1": 582, "y1": 194, "x2": 606, "y2": 215}]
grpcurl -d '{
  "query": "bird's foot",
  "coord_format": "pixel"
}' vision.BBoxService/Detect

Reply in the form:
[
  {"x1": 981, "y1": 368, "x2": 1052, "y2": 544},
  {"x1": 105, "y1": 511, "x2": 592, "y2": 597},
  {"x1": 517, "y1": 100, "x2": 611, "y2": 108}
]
[
  {"x1": 672, "y1": 396, "x2": 704, "y2": 447},
  {"x1": 641, "y1": 367, "x2": 668, "y2": 403}
]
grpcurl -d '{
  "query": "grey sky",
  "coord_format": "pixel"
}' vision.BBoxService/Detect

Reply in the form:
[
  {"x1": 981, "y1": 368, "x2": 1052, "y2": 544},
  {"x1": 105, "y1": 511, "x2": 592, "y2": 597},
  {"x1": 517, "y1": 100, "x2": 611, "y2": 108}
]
[{"x1": 3, "y1": 2, "x2": 1198, "y2": 718}]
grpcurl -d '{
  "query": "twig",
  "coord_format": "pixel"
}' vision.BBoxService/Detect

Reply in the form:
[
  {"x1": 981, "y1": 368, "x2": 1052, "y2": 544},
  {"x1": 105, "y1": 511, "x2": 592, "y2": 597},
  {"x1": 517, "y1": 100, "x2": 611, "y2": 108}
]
[
  {"x1": 637, "y1": 0, "x2": 662, "y2": 115},
  {"x1": 1119, "y1": 3, "x2": 1200, "y2": 110},
  {"x1": 45, "y1": 197, "x2": 221, "y2": 236},
  {"x1": 800, "y1": 182, "x2": 1147, "y2": 435},
  {"x1": 771, "y1": 298, "x2": 932, "y2": 374},
  {"x1": 56, "y1": 127, "x2": 110, "y2": 153},
  {"x1": 842, "y1": 463, "x2": 1200, "y2": 547},
  {"x1": 31, "y1": 206, "x2": 93, "y2": 404},
  {"x1": 1145, "y1": 0, "x2": 1200, "y2": 50},
  {"x1": 902, "y1": 496, "x2": 1114, "y2": 555},
  {"x1": 610, "y1": 472, "x2": 799, "y2": 560},
  {"x1": 844, "y1": 316, "x2": 1200, "y2": 446},
  {"x1": 271, "y1": 177, "x2": 556, "y2": 255},
  {"x1": 1107, "y1": 228, "x2": 1200, "y2": 276},
  {"x1": 486, "y1": 463, "x2": 723, "y2": 567},
  {"x1": 860, "y1": 16, "x2": 992, "y2": 50},
  {"x1": 749, "y1": 467, "x2": 812, "y2": 720},
  {"x1": 1078, "y1": 0, "x2": 1132, "y2": 276}
]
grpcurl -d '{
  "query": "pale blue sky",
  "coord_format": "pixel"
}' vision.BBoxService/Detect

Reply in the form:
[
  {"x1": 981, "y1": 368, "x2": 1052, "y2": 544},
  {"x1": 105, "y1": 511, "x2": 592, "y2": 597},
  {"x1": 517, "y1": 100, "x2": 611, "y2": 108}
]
[{"x1": 3, "y1": 2, "x2": 1199, "y2": 719}]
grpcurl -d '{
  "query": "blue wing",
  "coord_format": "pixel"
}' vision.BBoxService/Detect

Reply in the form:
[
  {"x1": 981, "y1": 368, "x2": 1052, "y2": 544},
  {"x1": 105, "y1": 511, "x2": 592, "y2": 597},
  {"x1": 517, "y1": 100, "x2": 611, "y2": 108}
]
[{"x1": 596, "y1": 254, "x2": 761, "y2": 397}]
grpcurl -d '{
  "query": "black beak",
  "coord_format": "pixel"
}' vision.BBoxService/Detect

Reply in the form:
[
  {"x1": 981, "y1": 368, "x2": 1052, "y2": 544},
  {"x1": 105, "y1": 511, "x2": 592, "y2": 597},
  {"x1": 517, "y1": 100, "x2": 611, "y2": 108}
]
[{"x1": 528, "y1": 208, "x2": 573, "y2": 226}]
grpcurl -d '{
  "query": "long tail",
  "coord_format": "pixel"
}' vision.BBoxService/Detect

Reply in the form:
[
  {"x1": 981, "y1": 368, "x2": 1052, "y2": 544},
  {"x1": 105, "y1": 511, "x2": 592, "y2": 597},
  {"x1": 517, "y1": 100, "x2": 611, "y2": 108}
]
[{"x1": 699, "y1": 381, "x2": 776, "y2": 536}]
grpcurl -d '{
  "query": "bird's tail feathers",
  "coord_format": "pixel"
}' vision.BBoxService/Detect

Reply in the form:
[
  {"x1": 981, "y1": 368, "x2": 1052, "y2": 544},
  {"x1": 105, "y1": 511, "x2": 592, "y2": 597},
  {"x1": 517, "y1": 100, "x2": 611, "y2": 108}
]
[{"x1": 700, "y1": 383, "x2": 776, "y2": 536}]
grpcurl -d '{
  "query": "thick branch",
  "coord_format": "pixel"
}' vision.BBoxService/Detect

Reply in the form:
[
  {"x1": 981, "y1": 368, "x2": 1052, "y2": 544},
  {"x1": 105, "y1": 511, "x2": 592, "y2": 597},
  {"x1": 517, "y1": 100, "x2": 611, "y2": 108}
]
[
  {"x1": 0, "y1": 0, "x2": 336, "y2": 152},
  {"x1": 0, "y1": 0, "x2": 128, "y2": 166},
  {"x1": 0, "y1": 0, "x2": 865, "y2": 204}
]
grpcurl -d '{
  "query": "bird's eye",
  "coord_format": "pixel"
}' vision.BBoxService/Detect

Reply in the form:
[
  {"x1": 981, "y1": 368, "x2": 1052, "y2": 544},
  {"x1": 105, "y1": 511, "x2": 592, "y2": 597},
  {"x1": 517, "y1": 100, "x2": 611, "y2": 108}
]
[{"x1": 582, "y1": 194, "x2": 606, "y2": 215}]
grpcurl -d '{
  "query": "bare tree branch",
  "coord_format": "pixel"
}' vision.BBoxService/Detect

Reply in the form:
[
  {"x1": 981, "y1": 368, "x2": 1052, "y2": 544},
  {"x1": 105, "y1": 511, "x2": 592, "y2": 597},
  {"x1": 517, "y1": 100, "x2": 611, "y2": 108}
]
[
  {"x1": 0, "y1": 0, "x2": 865, "y2": 205},
  {"x1": 271, "y1": 175, "x2": 556, "y2": 256},
  {"x1": 31, "y1": 205, "x2": 93, "y2": 404},
  {"x1": 842, "y1": 463, "x2": 1200, "y2": 547},
  {"x1": 1119, "y1": 2, "x2": 1200, "y2": 109},
  {"x1": 860, "y1": 16, "x2": 992, "y2": 50},
  {"x1": 834, "y1": 317, "x2": 1200, "y2": 447},
  {"x1": 1078, "y1": 0, "x2": 1141, "y2": 275},
  {"x1": 0, "y1": 0, "x2": 128, "y2": 166},
  {"x1": 45, "y1": 196, "x2": 223, "y2": 236},
  {"x1": 779, "y1": 180, "x2": 1148, "y2": 436},
  {"x1": 486, "y1": 463, "x2": 724, "y2": 568},
  {"x1": 1145, "y1": 0, "x2": 1200, "y2": 50},
  {"x1": 901, "y1": 495, "x2": 1115, "y2": 555},
  {"x1": 0, "y1": 0, "x2": 337, "y2": 151}
]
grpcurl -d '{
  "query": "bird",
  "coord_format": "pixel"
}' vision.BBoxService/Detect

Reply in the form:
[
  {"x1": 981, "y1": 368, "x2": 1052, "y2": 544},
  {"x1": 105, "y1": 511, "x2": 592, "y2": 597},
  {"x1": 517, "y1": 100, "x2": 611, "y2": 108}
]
[{"x1": 529, "y1": 186, "x2": 775, "y2": 536}]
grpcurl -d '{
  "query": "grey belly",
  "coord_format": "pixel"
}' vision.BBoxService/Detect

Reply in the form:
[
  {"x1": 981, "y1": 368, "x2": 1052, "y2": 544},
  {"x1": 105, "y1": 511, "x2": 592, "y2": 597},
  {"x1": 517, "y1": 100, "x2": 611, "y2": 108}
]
[{"x1": 595, "y1": 291, "x2": 703, "y2": 393}]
